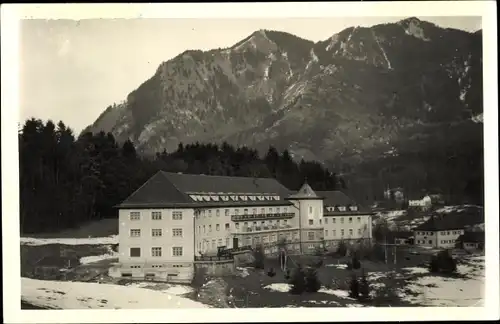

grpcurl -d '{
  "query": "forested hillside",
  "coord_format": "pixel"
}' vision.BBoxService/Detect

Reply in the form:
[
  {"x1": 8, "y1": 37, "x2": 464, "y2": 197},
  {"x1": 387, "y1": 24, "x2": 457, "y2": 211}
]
[{"x1": 19, "y1": 118, "x2": 341, "y2": 234}]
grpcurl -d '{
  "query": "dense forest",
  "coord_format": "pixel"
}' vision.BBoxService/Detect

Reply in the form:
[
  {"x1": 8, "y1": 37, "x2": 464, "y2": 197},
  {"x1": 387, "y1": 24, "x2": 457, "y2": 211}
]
[{"x1": 19, "y1": 118, "x2": 342, "y2": 235}]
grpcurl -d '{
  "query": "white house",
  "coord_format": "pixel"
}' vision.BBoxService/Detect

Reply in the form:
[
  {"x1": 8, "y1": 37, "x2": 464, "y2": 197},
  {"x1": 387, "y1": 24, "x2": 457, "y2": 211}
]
[
  {"x1": 413, "y1": 216, "x2": 465, "y2": 249},
  {"x1": 110, "y1": 171, "x2": 373, "y2": 282},
  {"x1": 408, "y1": 195, "x2": 432, "y2": 209}
]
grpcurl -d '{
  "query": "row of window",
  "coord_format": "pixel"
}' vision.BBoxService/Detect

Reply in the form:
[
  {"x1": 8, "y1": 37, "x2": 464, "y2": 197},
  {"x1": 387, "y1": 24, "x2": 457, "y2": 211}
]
[
  {"x1": 323, "y1": 228, "x2": 363, "y2": 238},
  {"x1": 130, "y1": 228, "x2": 182, "y2": 238},
  {"x1": 308, "y1": 216, "x2": 364, "y2": 226},
  {"x1": 440, "y1": 230, "x2": 463, "y2": 235},
  {"x1": 129, "y1": 264, "x2": 186, "y2": 269},
  {"x1": 129, "y1": 247, "x2": 183, "y2": 257},
  {"x1": 198, "y1": 219, "x2": 289, "y2": 234},
  {"x1": 196, "y1": 206, "x2": 289, "y2": 218},
  {"x1": 130, "y1": 211, "x2": 183, "y2": 221},
  {"x1": 325, "y1": 206, "x2": 358, "y2": 212},
  {"x1": 440, "y1": 240, "x2": 457, "y2": 244},
  {"x1": 416, "y1": 240, "x2": 433, "y2": 244},
  {"x1": 189, "y1": 194, "x2": 280, "y2": 202},
  {"x1": 198, "y1": 237, "x2": 231, "y2": 251}
]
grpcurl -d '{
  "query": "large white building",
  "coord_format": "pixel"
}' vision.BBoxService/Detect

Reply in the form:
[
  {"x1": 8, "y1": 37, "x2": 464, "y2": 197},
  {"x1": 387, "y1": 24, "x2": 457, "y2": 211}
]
[{"x1": 110, "y1": 171, "x2": 373, "y2": 281}]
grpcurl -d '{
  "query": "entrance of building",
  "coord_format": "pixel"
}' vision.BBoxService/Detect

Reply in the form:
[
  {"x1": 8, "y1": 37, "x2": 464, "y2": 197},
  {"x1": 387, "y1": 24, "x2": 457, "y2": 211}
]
[{"x1": 233, "y1": 237, "x2": 239, "y2": 249}]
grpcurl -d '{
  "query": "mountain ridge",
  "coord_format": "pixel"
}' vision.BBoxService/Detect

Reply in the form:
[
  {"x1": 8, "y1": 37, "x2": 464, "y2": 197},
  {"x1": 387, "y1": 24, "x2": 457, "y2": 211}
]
[{"x1": 84, "y1": 18, "x2": 483, "y2": 175}]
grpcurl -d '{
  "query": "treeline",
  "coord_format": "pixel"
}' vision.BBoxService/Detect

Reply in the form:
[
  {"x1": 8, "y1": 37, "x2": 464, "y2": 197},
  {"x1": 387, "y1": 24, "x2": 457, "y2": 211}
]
[{"x1": 19, "y1": 118, "x2": 342, "y2": 234}]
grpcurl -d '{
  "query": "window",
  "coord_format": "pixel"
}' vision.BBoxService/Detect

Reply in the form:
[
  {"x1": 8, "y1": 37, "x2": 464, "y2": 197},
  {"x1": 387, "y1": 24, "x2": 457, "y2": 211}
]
[
  {"x1": 152, "y1": 211, "x2": 162, "y2": 220},
  {"x1": 341, "y1": 229, "x2": 345, "y2": 237},
  {"x1": 284, "y1": 219, "x2": 287, "y2": 225},
  {"x1": 253, "y1": 221, "x2": 257, "y2": 226},
  {"x1": 269, "y1": 207, "x2": 273, "y2": 213},
  {"x1": 211, "y1": 240, "x2": 215, "y2": 249},
  {"x1": 216, "y1": 210, "x2": 220, "y2": 217},
  {"x1": 225, "y1": 209, "x2": 229, "y2": 216},
  {"x1": 309, "y1": 219, "x2": 313, "y2": 225},
  {"x1": 225, "y1": 223, "x2": 230, "y2": 230},
  {"x1": 235, "y1": 223, "x2": 240, "y2": 229},
  {"x1": 263, "y1": 235, "x2": 269, "y2": 243},
  {"x1": 172, "y1": 247, "x2": 183, "y2": 256},
  {"x1": 151, "y1": 247, "x2": 162, "y2": 257},
  {"x1": 349, "y1": 229, "x2": 353, "y2": 236},
  {"x1": 152, "y1": 229, "x2": 162, "y2": 237},
  {"x1": 325, "y1": 230, "x2": 328, "y2": 236},
  {"x1": 208, "y1": 210, "x2": 212, "y2": 217},
  {"x1": 252, "y1": 208, "x2": 257, "y2": 214},
  {"x1": 209, "y1": 225, "x2": 212, "y2": 232},
  {"x1": 340, "y1": 218, "x2": 344, "y2": 224},
  {"x1": 203, "y1": 225, "x2": 206, "y2": 233},
  {"x1": 284, "y1": 207, "x2": 288, "y2": 213},
  {"x1": 358, "y1": 228, "x2": 362, "y2": 235},
  {"x1": 332, "y1": 218, "x2": 336, "y2": 224},
  {"x1": 428, "y1": 240, "x2": 432, "y2": 244},
  {"x1": 130, "y1": 212, "x2": 140, "y2": 221},
  {"x1": 308, "y1": 232, "x2": 315, "y2": 240},
  {"x1": 130, "y1": 247, "x2": 141, "y2": 257},
  {"x1": 324, "y1": 218, "x2": 328, "y2": 224},
  {"x1": 246, "y1": 237, "x2": 252, "y2": 245},
  {"x1": 277, "y1": 207, "x2": 280, "y2": 213},
  {"x1": 333, "y1": 230, "x2": 336, "y2": 237},
  {"x1": 271, "y1": 234, "x2": 277, "y2": 242},
  {"x1": 349, "y1": 217, "x2": 353, "y2": 223},
  {"x1": 244, "y1": 222, "x2": 248, "y2": 227},
  {"x1": 130, "y1": 229, "x2": 141, "y2": 237},
  {"x1": 319, "y1": 219, "x2": 322, "y2": 225},
  {"x1": 309, "y1": 206, "x2": 313, "y2": 214},
  {"x1": 244, "y1": 209, "x2": 248, "y2": 215},
  {"x1": 357, "y1": 217, "x2": 361, "y2": 222},
  {"x1": 214, "y1": 224, "x2": 219, "y2": 231},
  {"x1": 235, "y1": 209, "x2": 239, "y2": 215},
  {"x1": 260, "y1": 208, "x2": 265, "y2": 214},
  {"x1": 254, "y1": 236, "x2": 260, "y2": 245},
  {"x1": 172, "y1": 228, "x2": 183, "y2": 237},
  {"x1": 218, "y1": 239, "x2": 223, "y2": 246},
  {"x1": 172, "y1": 211, "x2": 183, "y2": 220}
]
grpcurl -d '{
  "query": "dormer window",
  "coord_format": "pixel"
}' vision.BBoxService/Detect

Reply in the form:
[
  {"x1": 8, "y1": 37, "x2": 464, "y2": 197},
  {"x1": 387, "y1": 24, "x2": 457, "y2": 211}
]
[
  {"x1": 338, "y1": 206, "x2": 346, "y2": 212},
  {"x1": 274, "y1": 196, "x2": 280, "y2": 201},
  {"x1": 351, "y1": 206, "x2": 358, "y2": 211},
  {"x1": 257, "y1": 196, "x2": 264, "y2": 201},
  {"x1": 240, "y1": 195, "x2": 248, "y2": 201},
  {"x1": 203, "y1": 195, "x2": 210, "y2": 201},
  {"x1": 249, "y1": 196, "x2": 257, "y2": 201},
  {"x1": 211, "y1": 195, "x2": 219, "y2": 201},
  {"x1": 230, "y1": 195, "x2": 238, "y2": 201},
  {"x1": 221, "y1": 196, "x2": 229, "y2": 201}
]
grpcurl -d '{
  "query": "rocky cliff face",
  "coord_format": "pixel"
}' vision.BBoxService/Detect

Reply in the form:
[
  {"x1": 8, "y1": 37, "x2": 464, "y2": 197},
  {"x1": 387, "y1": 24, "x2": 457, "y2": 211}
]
[{"x1": 85, "y1": 18, "x2": 483, "y2": 167}]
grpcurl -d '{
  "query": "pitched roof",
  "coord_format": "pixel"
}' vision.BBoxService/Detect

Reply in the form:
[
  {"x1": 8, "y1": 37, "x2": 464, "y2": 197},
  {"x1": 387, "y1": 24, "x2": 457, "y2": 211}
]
[
  {"x1": 288, "y1": 182, "x2": 320, "y2": 199},
  {"x1": 457, "y1": 231, "x2": 485, "y2": 243},
  {"x1": 117, "y1": 171, "x2": 294, "y2": 209},
  {"x1": 414, "y1": 208, "x2": 484, "y2": 231},
  {"x1": 162, "y1": 171, "x2": 292, "y2": 196},
  {"x1": 316, "y1": 190, "x2": 372, "y2": 214}
]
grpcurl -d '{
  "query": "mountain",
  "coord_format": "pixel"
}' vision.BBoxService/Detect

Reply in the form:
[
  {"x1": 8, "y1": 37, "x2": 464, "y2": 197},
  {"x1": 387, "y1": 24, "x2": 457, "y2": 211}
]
[{"x1": 85, "y1": 17, "x2": 483, "y2": 203}]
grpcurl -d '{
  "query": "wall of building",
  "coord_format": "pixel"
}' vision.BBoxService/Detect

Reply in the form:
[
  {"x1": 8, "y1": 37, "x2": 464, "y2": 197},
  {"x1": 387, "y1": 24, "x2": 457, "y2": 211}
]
[
  {"x1": 436, "y1": 229, "x2": 464, "y2": 249},
  {"x1": 323, "y1": 214, "x2": 372, "y2": 242},
  {"x1": 194, "y1": 204, "x2": 299, "y2": 255},
  {"x1": 194, "y1": 260, "x2": 235, "y2": 276},
  {"x1": 414, "y1": 230, "x2": 438, "y2": 247},
  {"x1": 118, "y1": 208, "x2": 195, "y2": 268}
]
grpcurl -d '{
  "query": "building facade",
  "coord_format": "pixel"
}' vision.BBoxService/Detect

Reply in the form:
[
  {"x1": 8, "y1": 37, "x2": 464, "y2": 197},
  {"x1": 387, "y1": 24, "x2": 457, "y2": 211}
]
[{"x1": 110, "y1": 171, "x2": 373, "y2": 281}]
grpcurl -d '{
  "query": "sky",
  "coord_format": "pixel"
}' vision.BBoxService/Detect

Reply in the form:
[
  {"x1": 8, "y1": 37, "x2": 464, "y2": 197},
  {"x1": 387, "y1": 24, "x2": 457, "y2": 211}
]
[{"x1": 19, "y1": 16, "x2": 482, "y2": 133}]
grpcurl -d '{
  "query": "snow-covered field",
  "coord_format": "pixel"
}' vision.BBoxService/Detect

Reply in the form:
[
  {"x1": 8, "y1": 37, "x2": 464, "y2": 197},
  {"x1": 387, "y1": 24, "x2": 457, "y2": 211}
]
[
  {"x1": 400, "y1": 255, "x2": 485, "y2": 307},
  {"x1": 22, "y1": 278, "x2": 208, "y2": 309},
  {"x1": 79, "y1": 245, "x2": 118, "y2": 264},
  {"x1": 21, "y1": 235, "x2": 118, "y2": 246}
]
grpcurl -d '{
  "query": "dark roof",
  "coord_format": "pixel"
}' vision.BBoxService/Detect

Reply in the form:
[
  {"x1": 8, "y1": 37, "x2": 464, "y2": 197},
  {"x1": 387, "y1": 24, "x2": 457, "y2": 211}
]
[
  {"x1": 392, "y1": 231, "x2": 414, "y2": 238},
  {"x1": 117, "y1": 171, "x2": 293, "y2": 209},
  {"x1": 162, "y1": 171, "x2": 292, "y2": 196},
  {"x1": 317, "y1": 190, "x2": 373, "y2": 214},
  {"x1": 414, "y1": 209, "x2": 484, "y2": 231},
  {"x1": 289, "y1": 182, "x2": 323, "y2": 200},
  {"x1": 457, "y1": 231, "x2": 485, "y2": 243}
]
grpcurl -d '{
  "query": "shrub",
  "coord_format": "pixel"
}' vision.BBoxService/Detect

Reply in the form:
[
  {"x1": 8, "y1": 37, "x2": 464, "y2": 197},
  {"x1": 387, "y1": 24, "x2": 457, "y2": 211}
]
[
  {"x1": 352, "y1": 255, "x2": 361, "y2": 270},
  {"x1": 289, "y1": 267, "x2": 307, "y2": 295},
  {"x1": 304, "y1": 268, "x2": 321, "y2": 293},
  {"x1": 253, "y1": 244, "x2": 265, "y2": 269},
  {"x1": 358, "y1": 270, "x2": 370, "y2": 301},
  {"x1": 337, "y1": 241, "x2": 347, "y2": 257},
  {"x1": 429, "y1": 250, "x2": 457, "y2": 274},
  {"x1": 348, "y1": 273, "x2": 359, "y2": 298}
]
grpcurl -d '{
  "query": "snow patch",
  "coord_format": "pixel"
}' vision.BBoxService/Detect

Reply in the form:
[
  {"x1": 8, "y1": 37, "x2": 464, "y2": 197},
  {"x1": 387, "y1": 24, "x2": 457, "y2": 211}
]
[
  {"x1": 263, "y1": 283, "x2": 291, "y2": 293},
  {"x1": 318, "y1": 288, "x2": 356, "y2": 300},
  {"x1": 372, "y1": 30, "x2": 393, "y2": 70},
  {"x1": 79, "y1": 253, "x2": 118, "y2": 265},
  {"x1": 471, "y1": 113, "x2": 483, "y2": 123},
  {"x1": 22, "y1": 278, "x2": 208, "y2": 309},
  {"x1": 325, "y1": 264, "x2": 348, "y2": 269},
  {"x1": 402, "y1": 19, "x2": 431, "y2": 41},
  {"x1": 21, "y1": 236, "x2": 118, "y2": 246}
]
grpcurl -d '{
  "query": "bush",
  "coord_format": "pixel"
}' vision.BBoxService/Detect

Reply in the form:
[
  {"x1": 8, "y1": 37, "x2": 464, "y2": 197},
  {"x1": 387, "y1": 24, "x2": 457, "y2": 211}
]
[
  {"x1": 304, "y1": 268, "x2": 321, "y2": 293},
  {"x1": 349, "y1": 273, "x2": 359, "y2": 298},
  {"x1": 337, "y1": 241, "x2": 347, "y2": 257},
  {"x1": 429, "y1": 250, "x2": 457, "y2": 274},
  {"x1": 253, "y1": 244, "x2": 265, "y2": 269},
  {"x1": 289, "y1": 267, "x2": 307, "y2": 295},
  {"x1": 352, "y1": 256, "x2": 361, "y2": 270},
  {"x1": 358, "y1": 270, "x2": 370, "y2": 301}
]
